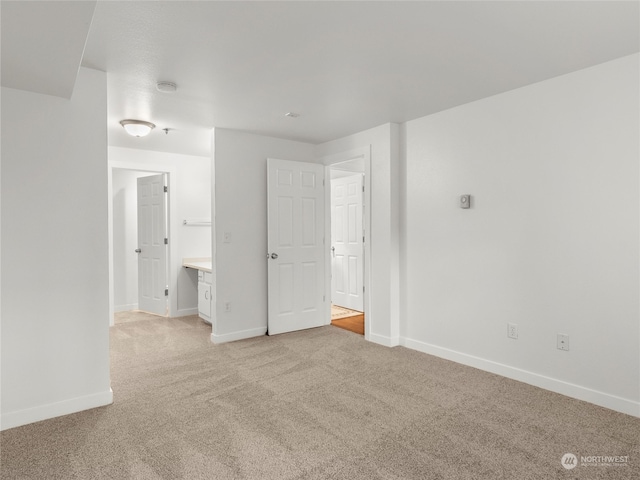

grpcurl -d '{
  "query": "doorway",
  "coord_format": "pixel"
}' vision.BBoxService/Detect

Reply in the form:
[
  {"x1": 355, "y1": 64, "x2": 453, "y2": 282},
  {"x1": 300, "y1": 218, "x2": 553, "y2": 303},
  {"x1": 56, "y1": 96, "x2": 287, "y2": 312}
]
[
  {"x1": 109, "y1": 166, "x2": 171, "y2": 325},
  {"x1": 323, "y1": 146, "x2": 371, "y2": 340},
  {"x1": 264, "y1": 147, "x2": 372, "y2": 340},
  {"x1": 329, "y1": 163, "x2": 365, "y2": 335}
]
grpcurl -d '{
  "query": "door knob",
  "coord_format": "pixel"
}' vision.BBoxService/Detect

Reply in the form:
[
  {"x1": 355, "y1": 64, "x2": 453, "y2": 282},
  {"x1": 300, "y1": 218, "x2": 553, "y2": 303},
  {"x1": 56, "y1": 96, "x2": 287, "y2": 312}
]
[
  {"x1": 270, "y1": 253, "x2": 278, "y2": 259},
  {"x1": 135, "y1": 248, "x2": 141, "y2": 253}
]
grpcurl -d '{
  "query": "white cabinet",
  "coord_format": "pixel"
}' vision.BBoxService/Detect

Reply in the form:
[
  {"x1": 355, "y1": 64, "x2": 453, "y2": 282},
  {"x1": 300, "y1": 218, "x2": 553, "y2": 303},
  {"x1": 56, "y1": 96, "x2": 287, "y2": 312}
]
[{"x1": 197, "y1": 270, "x2": 213, "y2": 324}]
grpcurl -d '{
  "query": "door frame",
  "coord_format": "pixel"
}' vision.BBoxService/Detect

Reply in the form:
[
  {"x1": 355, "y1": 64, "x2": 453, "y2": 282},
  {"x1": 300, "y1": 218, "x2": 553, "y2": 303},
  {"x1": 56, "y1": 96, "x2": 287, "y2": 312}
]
[
  {"x1": 107, "y1": 161, "x2": 177, "y2": 326},
  {"x1": 322, "y1": 147, "x2": 372, "y2": 341}
]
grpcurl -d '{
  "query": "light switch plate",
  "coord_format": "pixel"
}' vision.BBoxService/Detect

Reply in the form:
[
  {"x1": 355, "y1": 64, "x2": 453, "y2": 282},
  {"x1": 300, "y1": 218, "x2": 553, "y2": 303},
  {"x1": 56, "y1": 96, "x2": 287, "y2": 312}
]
[{"x1": 460, "y1": 194, "x2": 471, "y2": 209}]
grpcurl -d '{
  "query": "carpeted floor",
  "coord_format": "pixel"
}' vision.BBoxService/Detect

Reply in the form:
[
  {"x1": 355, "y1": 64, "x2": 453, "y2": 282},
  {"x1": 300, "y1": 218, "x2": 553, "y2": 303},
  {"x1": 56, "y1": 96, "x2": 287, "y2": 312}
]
[
  {"x1": 114, "y1": 310, "x2": 168, "y2": 325},
  {"x1": 1, "y1": 313, "x2": 638, "y2": 479}
]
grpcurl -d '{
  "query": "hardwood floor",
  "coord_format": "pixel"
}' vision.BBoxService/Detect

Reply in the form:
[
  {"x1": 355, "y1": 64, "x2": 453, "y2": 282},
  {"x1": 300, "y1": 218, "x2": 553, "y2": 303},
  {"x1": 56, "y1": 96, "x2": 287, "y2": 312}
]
[
  {"x1": 330, "y1": 305, "x2": 364, "y2": 335},
  {"x1": 331, "y1": 314, "x2": 364, "y2": 335}
]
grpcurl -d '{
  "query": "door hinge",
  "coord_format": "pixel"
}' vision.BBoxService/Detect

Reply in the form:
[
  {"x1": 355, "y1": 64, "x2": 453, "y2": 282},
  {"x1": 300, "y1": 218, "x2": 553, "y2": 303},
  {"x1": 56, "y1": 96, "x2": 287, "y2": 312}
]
[
  {"x1": 165, "y1": 288, "x2": 169, "y2": 296},
  {"x1": 164, "y1": 238, "x2": 168, "y2": 245},
  {"x1": 362, "y1": 185, "x2": 365, "y2": 192},
  {"x1": 164, "y1": 186, "x2": 168, "y2": 193}
]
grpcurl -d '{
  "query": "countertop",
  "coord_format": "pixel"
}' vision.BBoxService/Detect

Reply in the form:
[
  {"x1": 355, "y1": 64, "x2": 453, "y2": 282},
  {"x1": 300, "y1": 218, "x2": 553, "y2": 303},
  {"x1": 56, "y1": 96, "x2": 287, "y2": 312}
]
[{"x1": 182, "y1": 257, "x2": 212, "y2": 273}]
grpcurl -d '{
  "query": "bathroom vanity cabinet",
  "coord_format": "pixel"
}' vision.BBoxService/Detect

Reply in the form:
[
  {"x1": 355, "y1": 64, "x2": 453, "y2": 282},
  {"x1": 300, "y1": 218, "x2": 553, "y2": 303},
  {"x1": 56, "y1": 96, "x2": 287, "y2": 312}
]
[
  {"x1": 197, "y1": 270, "x2": 213, "y2": 323},
  {"x1": 183, "y1": 258, "x2": 213, "y2": 324}
]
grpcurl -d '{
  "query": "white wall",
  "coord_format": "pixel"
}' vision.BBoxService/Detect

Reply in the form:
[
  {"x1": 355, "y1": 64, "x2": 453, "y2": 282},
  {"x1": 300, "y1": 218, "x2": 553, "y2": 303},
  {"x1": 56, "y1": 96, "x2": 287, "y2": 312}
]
[
  {"x1": 316, "y1": 123, "x2": 402, "y2": 346},
  {"x1": 212, "y1": 129, "x2": 316, "y2": 343},
  {"x1": 1, "y1": 68, "x2": 112, "y2": 430},
  {"x1": 402, "y1": 54, "x2": 640, "y2": 416},
  {"x1": 108, "y1": 147, "x2": 211, "y2": 318}
]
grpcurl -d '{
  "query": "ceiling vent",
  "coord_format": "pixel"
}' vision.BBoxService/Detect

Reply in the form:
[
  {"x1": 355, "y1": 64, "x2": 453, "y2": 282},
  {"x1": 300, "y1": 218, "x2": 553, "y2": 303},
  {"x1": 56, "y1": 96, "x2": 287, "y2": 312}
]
[{"x1": 156, "y1": 82, "x2": 177, "y2": 93}]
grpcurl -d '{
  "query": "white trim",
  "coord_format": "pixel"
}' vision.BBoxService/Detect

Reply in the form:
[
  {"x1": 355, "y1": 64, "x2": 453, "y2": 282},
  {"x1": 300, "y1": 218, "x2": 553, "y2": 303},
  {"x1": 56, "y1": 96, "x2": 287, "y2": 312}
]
[
  {"x1": 175, "y1": 308, "x2": 198, "y2": 317},
  {"x1": 113, "y1": 303, "x2": 138, "y2": 313},
  {"x1": 401, "y1": 337, "x2": 640, "y2": 418},
  {"x1": 322, "y1": 147, "x2": 372, "y2": 341},
  {"x1": 369, "y1": 333, "x2": 400, "y2": 348},
  {"x1": 211, "y1": 327, "x2": 267, "y2": 344},
  {"x1": 0, "y1": 389, "x2": 113, "y2": 431}
]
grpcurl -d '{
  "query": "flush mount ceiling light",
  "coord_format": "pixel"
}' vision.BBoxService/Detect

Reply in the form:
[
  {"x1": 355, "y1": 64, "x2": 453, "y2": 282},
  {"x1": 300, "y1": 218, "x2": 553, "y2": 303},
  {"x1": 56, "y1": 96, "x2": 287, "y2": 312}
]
[
  {"x1": 120, "y1": 119, "x2": 155, "y2": 137},
  {"x1": 284, "y1": 112, "x2": 300, "y2": 118}
]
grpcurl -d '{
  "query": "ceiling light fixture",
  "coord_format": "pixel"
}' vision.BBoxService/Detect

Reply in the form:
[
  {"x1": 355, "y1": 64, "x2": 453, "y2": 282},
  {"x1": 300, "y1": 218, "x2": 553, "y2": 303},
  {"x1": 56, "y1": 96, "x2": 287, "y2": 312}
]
[
  {"x1": 284, "y1": 112, "x2": 300, "y2": 118},
  {"x1": 120, "y1": 119, "x2": 155, "y2": 137}
]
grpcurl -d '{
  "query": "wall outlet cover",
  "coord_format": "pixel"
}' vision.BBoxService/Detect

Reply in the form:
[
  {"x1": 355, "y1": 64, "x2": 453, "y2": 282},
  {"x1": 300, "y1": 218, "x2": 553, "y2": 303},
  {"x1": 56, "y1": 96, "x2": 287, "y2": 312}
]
[{"x1": 557, "y1": 333, "x2": 570, "y2": 351}]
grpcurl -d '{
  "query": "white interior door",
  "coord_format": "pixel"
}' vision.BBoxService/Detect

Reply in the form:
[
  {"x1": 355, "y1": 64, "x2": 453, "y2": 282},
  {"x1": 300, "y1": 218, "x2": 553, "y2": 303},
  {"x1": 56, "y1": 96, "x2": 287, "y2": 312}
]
[
  {"x1": 137, "y1": 173, "x2": 168, "y2": 316},
  {"x1": 267, "y1": 158, "x2": 325, "y2": 335},
  {"x1": 331, "y1": 174, "x2": 364, "y2": 311}
]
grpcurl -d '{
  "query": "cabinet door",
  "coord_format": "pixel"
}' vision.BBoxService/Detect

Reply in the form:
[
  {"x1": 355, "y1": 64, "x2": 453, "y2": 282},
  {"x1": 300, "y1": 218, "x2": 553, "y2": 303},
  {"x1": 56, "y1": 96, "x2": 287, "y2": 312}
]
[{"x1": 198, "y1": 281, "x2": 211, "y2": 317}]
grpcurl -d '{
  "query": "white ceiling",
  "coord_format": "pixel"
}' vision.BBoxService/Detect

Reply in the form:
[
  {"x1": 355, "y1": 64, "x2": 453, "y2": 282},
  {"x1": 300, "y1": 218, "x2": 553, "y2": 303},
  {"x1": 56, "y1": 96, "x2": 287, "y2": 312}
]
[
  {"x1": 1, "y1": 0, "x2": 96, "y2": 98},
  {"x1": 3, "y1": 1, "x2": 639, "y2": 158}
]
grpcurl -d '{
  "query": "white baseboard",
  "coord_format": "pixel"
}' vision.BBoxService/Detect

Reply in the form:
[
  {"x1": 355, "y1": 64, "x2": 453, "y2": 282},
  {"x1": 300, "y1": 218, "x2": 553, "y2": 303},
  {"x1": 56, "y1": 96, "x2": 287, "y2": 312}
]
[
  {"x1": 211, "y1": 327, "x2": 267, "y2": 344},
  {"x1": 114, "y1": 303, "x2": 138, "y2": 313},
  {"x1": 0, "y1": 389, "x2": 114, "y2": 431},
  {"x1": 174, "y1": 308, "x2": 198, "y2": 317},
  {"x1": 368, "y1": 332, "x2": 400, "y2": 347},
  {"x1": 400, "y1": 337, "x2": 639, "y2": 418}
]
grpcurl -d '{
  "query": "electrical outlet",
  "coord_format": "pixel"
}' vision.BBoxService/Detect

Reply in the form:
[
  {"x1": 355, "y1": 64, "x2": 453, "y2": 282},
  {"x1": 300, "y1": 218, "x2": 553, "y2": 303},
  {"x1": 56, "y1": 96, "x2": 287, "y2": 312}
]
[
  {"x1": 557, "y1": 334, "x2": 570, "y2": 351},
  {"x1": 223, "y1": 232, "x2": 232, "y2": 243},
  {"x1": 224, "y1": 301, "x2": 231, "y2": 312},
  {"x1": 507, "y1": 323, "x2": 518, "y2": 339}
]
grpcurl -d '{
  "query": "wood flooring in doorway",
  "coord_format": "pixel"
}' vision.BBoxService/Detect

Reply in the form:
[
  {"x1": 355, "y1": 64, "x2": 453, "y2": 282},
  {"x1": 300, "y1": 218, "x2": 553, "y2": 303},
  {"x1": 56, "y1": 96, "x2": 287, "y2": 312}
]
[{"x1": 331, "y1": 305, "x2": 364, "y2": 335}]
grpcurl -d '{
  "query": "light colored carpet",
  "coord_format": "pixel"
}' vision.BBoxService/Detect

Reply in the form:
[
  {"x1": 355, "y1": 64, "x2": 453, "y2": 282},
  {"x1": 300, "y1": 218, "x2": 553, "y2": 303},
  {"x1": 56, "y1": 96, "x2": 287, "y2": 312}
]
[
  {"x1": 114, "y1": 310, "x2": 168, "y2": 325},
  {"x1": 1, "y1": 313, "x2": 638, "y2": 479}
]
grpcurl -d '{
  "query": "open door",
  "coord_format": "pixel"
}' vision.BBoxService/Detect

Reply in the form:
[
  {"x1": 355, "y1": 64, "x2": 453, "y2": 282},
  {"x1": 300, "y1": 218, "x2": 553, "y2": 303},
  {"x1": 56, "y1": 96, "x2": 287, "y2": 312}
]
[
  {"x1": 136, "y1": 173, "x2": 168, "y2": 316},
  {"x1": 267, "y1": 158, "x2": 325, "y2": 335},
  {"x1": 331, "y1": 173, "x2": 364, "y2": 312}
]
